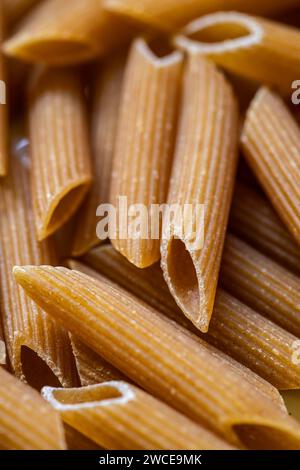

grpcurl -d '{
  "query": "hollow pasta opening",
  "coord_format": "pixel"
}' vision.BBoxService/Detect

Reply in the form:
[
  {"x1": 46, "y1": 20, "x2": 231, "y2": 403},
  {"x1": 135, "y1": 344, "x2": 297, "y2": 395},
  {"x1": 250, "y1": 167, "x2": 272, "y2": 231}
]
[
  {"x1": 176, "y1": 13, "x2": 263, "y2": 54},
  {"x1": 167, "y1": 238, "x2": 199, "y2": 317},
  {"x1": 51, "y1": 384, "x2": 123, "y2": 407},
  {"x1": 281, "y1": 390, "x2": 300, "y2": 423},
  {"x1": 21, "y1": 346, "x2": 61, "y2": 390},
  {"x1": 234, "y1": 423, "x2": 300, "y2": 450},
  {"x1": 187, "y1": 22, "x2": 250, "y2": 44},
  {"x1": 43, "y1": 183, "x2": 89, "y2": 240},
  {"x1": 16, "y1": 40, "x2": 93, "y2": 64},
  {"x1": 147, "y1": 36, "x2": 176, "y2": 58}
]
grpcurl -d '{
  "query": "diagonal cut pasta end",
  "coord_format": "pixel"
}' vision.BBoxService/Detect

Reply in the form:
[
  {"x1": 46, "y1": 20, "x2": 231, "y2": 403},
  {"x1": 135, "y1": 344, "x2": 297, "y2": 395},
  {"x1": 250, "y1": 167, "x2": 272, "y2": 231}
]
[{"x1": 161, "y1": 237, "x2": 212, "y2": 333}]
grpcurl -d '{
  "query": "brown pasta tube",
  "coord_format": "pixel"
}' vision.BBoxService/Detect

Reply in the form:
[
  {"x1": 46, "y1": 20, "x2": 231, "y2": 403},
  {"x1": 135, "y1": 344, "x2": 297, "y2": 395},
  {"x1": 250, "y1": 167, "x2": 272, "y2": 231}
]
[
  {"x1": 241, "y1": 87, "x2": 300, "y2": 244},
  {"x1": 43, "y1": 382, "x2": 234, "y2": 450},
  {"x1": 160, "y1": 55, "x2": 239, "y2": 332},
  {"x1": 3, "y1": 0, "x2": 135, "y2": 65},
  {"x1": 0, "y1": 367, "x2": 66, "y2": 450},
  {"x1": 0, "y1": 137, "x2": 76, "y2": 387},
  {"x1": 110, "y1": 37, "x2": 183, "y2": 268},
  {"x1": 105, "y1": 0, "x2": 299, "y2": 32},
  {"x1": 28, "y1": 66, "x2": 92, "y2": 241},
  {"x1": 14, "y1": 265, "x2": 300, "y2": 449}
]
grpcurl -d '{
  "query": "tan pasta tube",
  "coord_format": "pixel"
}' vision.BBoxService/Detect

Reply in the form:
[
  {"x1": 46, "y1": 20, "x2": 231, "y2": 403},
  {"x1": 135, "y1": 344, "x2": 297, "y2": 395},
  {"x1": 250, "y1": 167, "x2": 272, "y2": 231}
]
[
  {"x1": 161, "y1": 56, "x2": 239, "y2": 332},
  {"x1": 70, "y1": 333, "x2": 126, "y2": 387},
  {"x1": 0, "y1": 368, "x2": 66, "y2": 450},
  {"x1": 3, "y1": 0, "x2": 135, "y2": 65},
  {"x1": 104, "y1": 0, "x2": 300, "y2": 31},
  {"x1": 174, "y1": 12, "x2": 300, "y2": 95},
  {"x1": 110, "y1": 37, "x2": 183, "y2": 268},
  {"x1": 79, "y1": 248, "x2": 296, "y2": 396},
  {"x1": 221, "y1": 234, "x2": 300, "y2": 338},
  {"x1": 0, "y1": 145, "x2": 75, "y2": 387},
  {"x1": 207, "y1": 290, "x2": 300, "y2": 390},
  {"x1": 230, "y1": 184, "x2": 300, "y2": 276},
  {"x1": 72, "y1": 52, "x2": 126, "y2": 257},
  {"x1": 0, "y1": 4, "x2": 8, "y2": 177},
  {"x1": 4, "y1": 0, "x2": 41, "y2": 26},
  {"x1": 43, "y1": 382, "x2": 234, "y2": 450},
  {"x1": 29, "y1": 67, "x2": 92, "y2": 241},
  {"x1": 241, "y1": 87, "x2": 300, "y2": 243},
  {"x1": 14, "y1": 265, "x2": 300, "y2": 449}
]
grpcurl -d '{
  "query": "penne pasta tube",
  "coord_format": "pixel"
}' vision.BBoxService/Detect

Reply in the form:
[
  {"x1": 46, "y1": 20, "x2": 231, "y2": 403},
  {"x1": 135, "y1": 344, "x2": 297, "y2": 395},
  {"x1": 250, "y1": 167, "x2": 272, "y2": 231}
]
[
  {"x1": 70, "y1": 333, "x2": 126, "y2": 386},
  {"x1": 221, "y1": 234, "x2": 300, "y2": 338},
  {"x1": 4, "y1": 0, "x2": 41, "y2": 26},
  {"x1": 0, "y1": 4, "x2": 8, "y2": 177},
  {"x1": 110, "y1": 37, "x2": 183, "y2": 268},
  {"x1": 207, "y1": 290, "x2": 300, "y2": 391},
  {"x1": 230, "y1": 184, "x2": 300, "y2": 276},
  {"x1": 43, "y1": 382, "x2": 234, "y2": 450},
  {"x1": 174, "y1": 12, "x2": 300, "y2": 95},
  {"x1": 76, "y1": 251, "x2": 297, "y2": 394},
  {"x1": 241, "y1": 87, "x2": 300, "y2": 243},
  {"x1": 14, "y1": 265, "x2": 300, "y2": 449},
  {"x1": 104, "y1": 0, "x2": 300, "y2": 32},
  {"x1": 160, "y1": 56, "x2": 239, "y2": 332},
  {"x1": 3, "y1": 0, "x2": 135, "y2": 65},
  {"x1": 29, "y1": 66, "x2": 92, "y2": 241},
  {"x1": 0, "y1": 141, "x2": 75, "y2": 387},
  {"x1": 0, "y1": 368, "x2": 66, "y2": 450},
  {"x1": 72, "y1": 52, "x2": 126, "y2": 257}
]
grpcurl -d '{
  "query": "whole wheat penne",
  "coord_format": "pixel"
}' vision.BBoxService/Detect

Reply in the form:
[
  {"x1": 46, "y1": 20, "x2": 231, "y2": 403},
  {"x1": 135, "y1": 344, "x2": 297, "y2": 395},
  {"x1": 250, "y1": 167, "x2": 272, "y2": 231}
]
[
  {"x1": 221, "y1": 234, "x2": 300, "y2": 338},
  {"x1": 43, "y1": 382, "x2": 234, "y2": 450},
  {"x1": 3, "y1": 0, "x2": 135, "y2": 65},
  {"x1": 160, "y1": 56, "x2": 239, "y2": 332},
  {"x1": 207, "y1": 290, "x2": 300, "y2": 390},
  {"x1": 14, "y1": 265, "x2": 300, "y2": 449},
  {"x1": 0, "y1": 368, "x2": 66, "y2": 450},
  {"x1": 29, "y1": 67, "x2": 92, "y2": 241},
  {"x1": 70, "y1": 334, "x2": 126, "y2": 387},
  {"x1": 64, "y1": 424, "x2": 102, "y2": 450},
  {"x1": 0, "y1": 141, "x2": 75, "y2": 387},
  {"x1": 4, "y1": 0, "x2": 41, "y2": 26},
  {"x1": 241, "y1": 87, "x2": 300, "y2": 243},
  {"x1": 104, "y1": 0, "x2": 300, "y2": 31},
  {"x1": 77, "y1": 250, "x2": 298, "y2": 394},
  {"x1": 230, "y1": 184, "x2": 300, "y2": 276},
  {"x1": 110, "y1": 38, "x2": 183, "y2": 268},
  {"x1": 72, "y1": 52, "x2": 126, "y2": 257},
  {"x1": 174, "y1": 12, "x2": 300, "y2": 95},
  {"x1": 0, "y1": 4, "x2": 8, "y2": 176}
]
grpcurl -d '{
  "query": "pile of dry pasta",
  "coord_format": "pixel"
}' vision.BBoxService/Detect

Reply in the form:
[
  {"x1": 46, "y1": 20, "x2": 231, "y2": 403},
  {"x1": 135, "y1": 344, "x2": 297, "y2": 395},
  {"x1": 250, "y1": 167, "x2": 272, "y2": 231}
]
[{"x1": 1, "y1": 0, "x2": 300, "y2": 451}]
